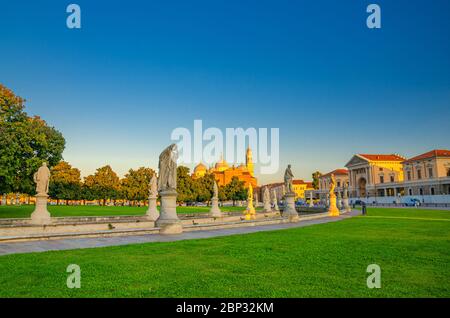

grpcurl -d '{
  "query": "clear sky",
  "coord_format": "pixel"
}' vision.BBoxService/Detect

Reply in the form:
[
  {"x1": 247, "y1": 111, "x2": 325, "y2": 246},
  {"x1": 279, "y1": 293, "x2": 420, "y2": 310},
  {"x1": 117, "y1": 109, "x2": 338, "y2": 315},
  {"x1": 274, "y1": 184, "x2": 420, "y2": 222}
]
[{"x1": 1, "y1": 0, "x2": 449, "y2": 184}]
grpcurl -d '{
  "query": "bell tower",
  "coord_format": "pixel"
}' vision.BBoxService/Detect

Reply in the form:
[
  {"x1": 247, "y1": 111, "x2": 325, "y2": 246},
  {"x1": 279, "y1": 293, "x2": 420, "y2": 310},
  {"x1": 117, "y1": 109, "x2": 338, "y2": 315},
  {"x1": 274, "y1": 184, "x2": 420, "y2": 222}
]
[{"x1": 246, "y1": 146, "x2": 254, "y2": 176}]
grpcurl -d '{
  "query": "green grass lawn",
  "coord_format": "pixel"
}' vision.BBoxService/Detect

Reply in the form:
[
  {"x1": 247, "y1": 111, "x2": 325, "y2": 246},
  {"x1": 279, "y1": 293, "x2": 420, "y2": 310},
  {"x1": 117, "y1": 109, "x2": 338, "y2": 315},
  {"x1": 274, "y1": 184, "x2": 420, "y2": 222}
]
[
  {"x1": 0, "y1": 205, "x2": 252, "y2": 218},
  {"x1": 0, "y1": 207, "x2": 449, "y2": 297}
]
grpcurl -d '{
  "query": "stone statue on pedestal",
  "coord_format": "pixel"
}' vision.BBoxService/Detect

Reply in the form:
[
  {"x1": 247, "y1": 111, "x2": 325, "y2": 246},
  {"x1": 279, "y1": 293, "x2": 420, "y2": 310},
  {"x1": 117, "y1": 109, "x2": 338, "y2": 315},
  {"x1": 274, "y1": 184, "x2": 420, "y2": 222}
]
[
  {"x1": 309, "y1": 191, "x2": 314, "y2": 207},
  {"x1": 263, "y1": 186, "x2": 272, "y2": 212},
  {"x1": 158, "y1": 144, "x2": 178, "y2": 192},
  {"x1": 34, "y1": 162, "x2": 50, "y2": 195},
  {"x1": 31, "y1": 162, "x2": 52, "y2": 225},
  {"x1": 327, "y1": 174, "x2": 339, "y2": 216},
  {"x1": 156, "y1": 144, "x2": 182, "y2": 234},
  {"x1": 146, "y1": 174, "x2": 159, "y2": 221},
  {"x1": 342, "y1": 182, "x2": 351, "y2": 212},
  {"x1": 244, "y1": 183, "x2": 256, "y2": 219},
  {"x1": 209, "y1": 181, "x2": 222, "y2": 217},
  {"x1": 272, "y1": 189, "x2": 279, "y2": 211},
  {"x1": 283, "y1": 164, "x2": 299, "y2": 222},
  {"x1": 284, "y1": 164, "x2": 294, "y2": 194}
]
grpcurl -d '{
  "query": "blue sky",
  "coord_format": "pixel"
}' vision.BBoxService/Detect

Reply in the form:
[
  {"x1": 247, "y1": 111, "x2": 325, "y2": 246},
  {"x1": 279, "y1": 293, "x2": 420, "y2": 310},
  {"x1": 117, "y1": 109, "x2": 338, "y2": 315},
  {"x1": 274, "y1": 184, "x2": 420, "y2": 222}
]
[{"x1": 1, "y1": 0, "x2": 449, "y2": 183}]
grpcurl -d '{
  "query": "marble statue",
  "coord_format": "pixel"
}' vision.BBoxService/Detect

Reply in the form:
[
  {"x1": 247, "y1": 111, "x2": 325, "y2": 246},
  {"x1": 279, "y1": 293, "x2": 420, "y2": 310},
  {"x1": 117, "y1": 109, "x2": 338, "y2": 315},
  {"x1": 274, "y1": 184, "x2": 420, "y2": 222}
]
[
  {"x1": 155, "y1": 144, "x2": 182, "y2": 234},
  {"x1": 309, "y1": 191, "x2": 314, "y2": 207},
  {"x1": 282, "y1": 164, "x2": 299, "y2": 221},
  {"x1": 209, "y1": 181, "x2": 222, "y2": 217},
  {"x1": 263, "y1": 186, "x2": 272, "y2": 212},
  {"x1": 146, "y1": 174, "x2": 159, "y2": 221},
  {"x1": 272, "y1": 189, "x2": 279, "y2": 211},
  {"x1": 342, "y1": 182, "x2": 351, "y2": 212},
  {"x1": 327, "y1": 174, "x2": 339, "y2": 216},
  {"x1": 31, "y1": 162, "x2": 51, "y2": 225},
  {"x1": 244, "y1": 183, "x2": 256, "y2": 219},
  {"x1": 213, "y1": 181, "x2": 218, "y2": 199},
  {"x1": 284, "y1": 164, "x2": 294, "y2": 194},
  {"x1": 329, "y1": 174, "x2": 336, "y2": 197},
  {"x1": 158, "y1": 143, "x2": 178, "y2": 192},
  {"x1": 34, "y1": 162, "x2": 50, "y2": 195}
]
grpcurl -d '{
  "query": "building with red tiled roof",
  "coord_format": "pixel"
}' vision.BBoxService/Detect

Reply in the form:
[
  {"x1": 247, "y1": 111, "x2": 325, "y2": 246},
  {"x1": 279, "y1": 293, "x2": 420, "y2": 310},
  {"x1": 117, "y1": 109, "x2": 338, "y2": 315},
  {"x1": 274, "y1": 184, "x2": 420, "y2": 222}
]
[
  {"x1": 402, "y1": 149, "x2": 450, "y2": 196},
  {"x1": 262, "y1": 179, "x2": 314, "y2": 201},
  {"x1": 342, "y1": 149, "x2": 450, "y2": 200},
  {"x1": 358, "y1": 154, "x2": 405, "y2": 162},
  {"x1": 317, "y1": 169, "x2": 349, "y2": 200},
  {"x1": 345, "y1": 154, "x2": 405, "y2": 198}
]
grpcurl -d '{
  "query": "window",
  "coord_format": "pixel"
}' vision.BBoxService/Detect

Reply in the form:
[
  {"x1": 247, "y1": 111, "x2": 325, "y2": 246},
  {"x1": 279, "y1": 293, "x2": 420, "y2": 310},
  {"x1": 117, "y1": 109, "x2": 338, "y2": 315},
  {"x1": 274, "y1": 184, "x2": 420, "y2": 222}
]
[
  {"x1": 428, "y1": 168, "x2": 433, "y2": 178},
  {"x1": 431, "y1": 188, "x2": 435, "y2": 195},
  {"x1": 337, "y1": 181, "x2": 341, "y2": 188},
  {"x1": 419, "y1": 188, "x2": 423, "y2": 195},
  {"x1": 408, "y1": 188, "x2": 412, "y2": 196},
  {"x1": 390, "y1": 176, "x2": 394, "y2": 183},
  {"x1": 379, "y1": 168, "x2": 383, "y2": 171},
  {"x1": 407, "y1": 171, "x2": 411, "y2": 181},
  {"x1": 447, "y1": 168, "x2": 450, "y2": 177},
  {"x1": 417, "y1": 169, "x2": 422, "y2": 179},
  {"x1": 380, "y1": 176, "x2": 384, "y2": 183}
]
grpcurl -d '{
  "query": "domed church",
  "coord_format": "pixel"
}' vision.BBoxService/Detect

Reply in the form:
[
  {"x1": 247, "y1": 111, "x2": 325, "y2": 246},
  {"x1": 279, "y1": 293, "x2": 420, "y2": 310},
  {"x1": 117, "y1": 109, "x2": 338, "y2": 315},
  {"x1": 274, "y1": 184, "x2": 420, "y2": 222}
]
[{"x1": 192, "y1": 147, "x2": 257, "y2": 188}]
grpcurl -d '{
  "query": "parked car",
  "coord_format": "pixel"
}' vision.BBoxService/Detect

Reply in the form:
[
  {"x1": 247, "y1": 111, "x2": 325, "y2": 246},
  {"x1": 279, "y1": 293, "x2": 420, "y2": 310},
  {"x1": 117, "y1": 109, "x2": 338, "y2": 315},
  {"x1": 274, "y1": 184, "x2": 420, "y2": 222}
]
[{"x1": 404, "y1": 198, "x2": 421, "y2": 207}]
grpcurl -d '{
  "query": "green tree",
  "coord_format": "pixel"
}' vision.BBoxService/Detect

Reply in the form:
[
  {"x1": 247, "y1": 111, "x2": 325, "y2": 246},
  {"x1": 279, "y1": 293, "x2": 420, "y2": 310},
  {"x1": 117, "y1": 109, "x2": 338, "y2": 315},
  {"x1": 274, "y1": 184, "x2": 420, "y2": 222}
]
[
  {"x1": 223, "y1": 177, "x2": 247, "y2": 205},
  {"x1": 0, "y1": 84, "x2": 65, "y2": 194},
  {"x1": 84, "y1": 165, "x2": 120, "y2": 205},
  {"x1": 195, "y1": 173, "x2": 216, "y2": 202},
  {"x1": 176, "y1": 166, "x2": 196, "y2": 203},
  {"x1": 312, "y1": 171, "x2": 322, "y2": 190},
  {"x1": 49, "y1": 161, "x2": 82, "y2": 204},
  {"x1": 120, "y1": 167, "x2": 155, "y2": 206}
]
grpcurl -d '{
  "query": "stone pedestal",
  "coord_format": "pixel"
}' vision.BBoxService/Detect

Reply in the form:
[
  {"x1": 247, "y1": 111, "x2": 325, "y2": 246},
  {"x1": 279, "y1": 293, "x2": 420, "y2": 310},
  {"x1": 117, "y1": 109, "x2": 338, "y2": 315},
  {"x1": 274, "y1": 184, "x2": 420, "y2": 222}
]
[
  {"x1": 328, "y1": 195, "x2": 340, "y2": 217},
  {"x1": 31, "y1": 194, "x2": 51, "y2": 225},
  {"x1": 210, "y1": 197, "x2": 222, "y2": 217},
  {"x1": 146, "y1": 195, "x2": 159, "y2": 221},
  {"x1": 156, "y1": 190, "x2": 182, "y2": 234},
  {"x1": 283, "y1": 193, "x2": 299, "y2": 222}
]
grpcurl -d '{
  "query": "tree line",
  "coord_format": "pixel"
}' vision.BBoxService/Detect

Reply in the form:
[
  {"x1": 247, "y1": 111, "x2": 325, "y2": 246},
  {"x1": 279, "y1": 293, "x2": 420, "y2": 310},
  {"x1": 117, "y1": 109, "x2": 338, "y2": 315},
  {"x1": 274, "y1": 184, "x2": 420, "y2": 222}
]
[
  {"x1": 48, "y1": 162, "x2": 247, "y2": 206},
  {"x1": 1, "y1": 84, "x2": 248, "y2": 205}
]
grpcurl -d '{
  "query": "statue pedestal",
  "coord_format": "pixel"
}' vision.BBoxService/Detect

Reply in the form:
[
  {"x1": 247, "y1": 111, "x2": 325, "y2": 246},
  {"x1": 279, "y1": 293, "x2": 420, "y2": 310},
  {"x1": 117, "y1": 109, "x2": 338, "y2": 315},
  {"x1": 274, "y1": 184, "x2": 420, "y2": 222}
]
[
  {"x1": 210, "y1": 197, "x2": 222, "y2": 217},
  {"x1": 31, "y1": 194, "x2": 51, "y2": 225},
  {"x1": 328, "y1": 195, "x2": 340, "y2": 217},
  {"x1": 146, "y1": 195, "x2": 159, "y2": 221},
  {"x1": 156, "y1": 190, "x2": 182, "y2": 234},
  {"x1": 283, "y1": 193, "x2": 299, "y2": 222}
]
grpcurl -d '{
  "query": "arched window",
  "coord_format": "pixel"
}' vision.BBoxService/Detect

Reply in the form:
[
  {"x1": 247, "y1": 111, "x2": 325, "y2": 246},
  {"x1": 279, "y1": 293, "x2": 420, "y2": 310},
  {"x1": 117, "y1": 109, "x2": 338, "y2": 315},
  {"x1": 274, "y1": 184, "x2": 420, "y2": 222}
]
[
  {"x1": 408, "y1": 188, "x2": 412, "y2": 196},
  {"x1": 419, "y1": 188, "x2": 423, "y2": 195}
]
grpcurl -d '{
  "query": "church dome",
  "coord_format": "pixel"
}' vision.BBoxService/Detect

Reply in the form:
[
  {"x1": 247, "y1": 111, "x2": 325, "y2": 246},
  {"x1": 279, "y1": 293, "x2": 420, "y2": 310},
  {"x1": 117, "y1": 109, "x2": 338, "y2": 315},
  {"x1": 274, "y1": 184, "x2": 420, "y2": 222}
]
[
  {"x1": 215, "y1": 158, "x2": 229, "y2": 171},
  {"x1": 194, "y1": 163, "x2": 207, "y2": 173}
]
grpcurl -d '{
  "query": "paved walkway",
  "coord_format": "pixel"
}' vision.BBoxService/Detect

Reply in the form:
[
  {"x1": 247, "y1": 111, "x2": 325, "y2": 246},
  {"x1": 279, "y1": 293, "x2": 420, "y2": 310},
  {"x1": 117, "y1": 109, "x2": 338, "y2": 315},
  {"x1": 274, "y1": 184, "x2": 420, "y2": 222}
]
[{"x1": 0, "y1": 211, "x2": 360, "y2": 256}]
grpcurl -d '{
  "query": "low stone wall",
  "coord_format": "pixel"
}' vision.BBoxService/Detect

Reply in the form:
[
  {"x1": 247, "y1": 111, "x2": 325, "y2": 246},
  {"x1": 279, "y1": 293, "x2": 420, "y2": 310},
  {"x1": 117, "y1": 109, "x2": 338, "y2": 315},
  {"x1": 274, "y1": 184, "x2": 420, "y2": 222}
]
[{"x1": 0, "y1": 211, "x2": 283, "y2": 240}]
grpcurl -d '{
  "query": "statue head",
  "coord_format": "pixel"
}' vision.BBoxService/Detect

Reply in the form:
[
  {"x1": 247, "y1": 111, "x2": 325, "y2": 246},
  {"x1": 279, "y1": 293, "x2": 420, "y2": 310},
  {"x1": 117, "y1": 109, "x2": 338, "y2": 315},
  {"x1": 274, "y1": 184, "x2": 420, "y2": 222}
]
[{"x1": 288, "y1": 164, "x2": 291, "y2": 169}]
